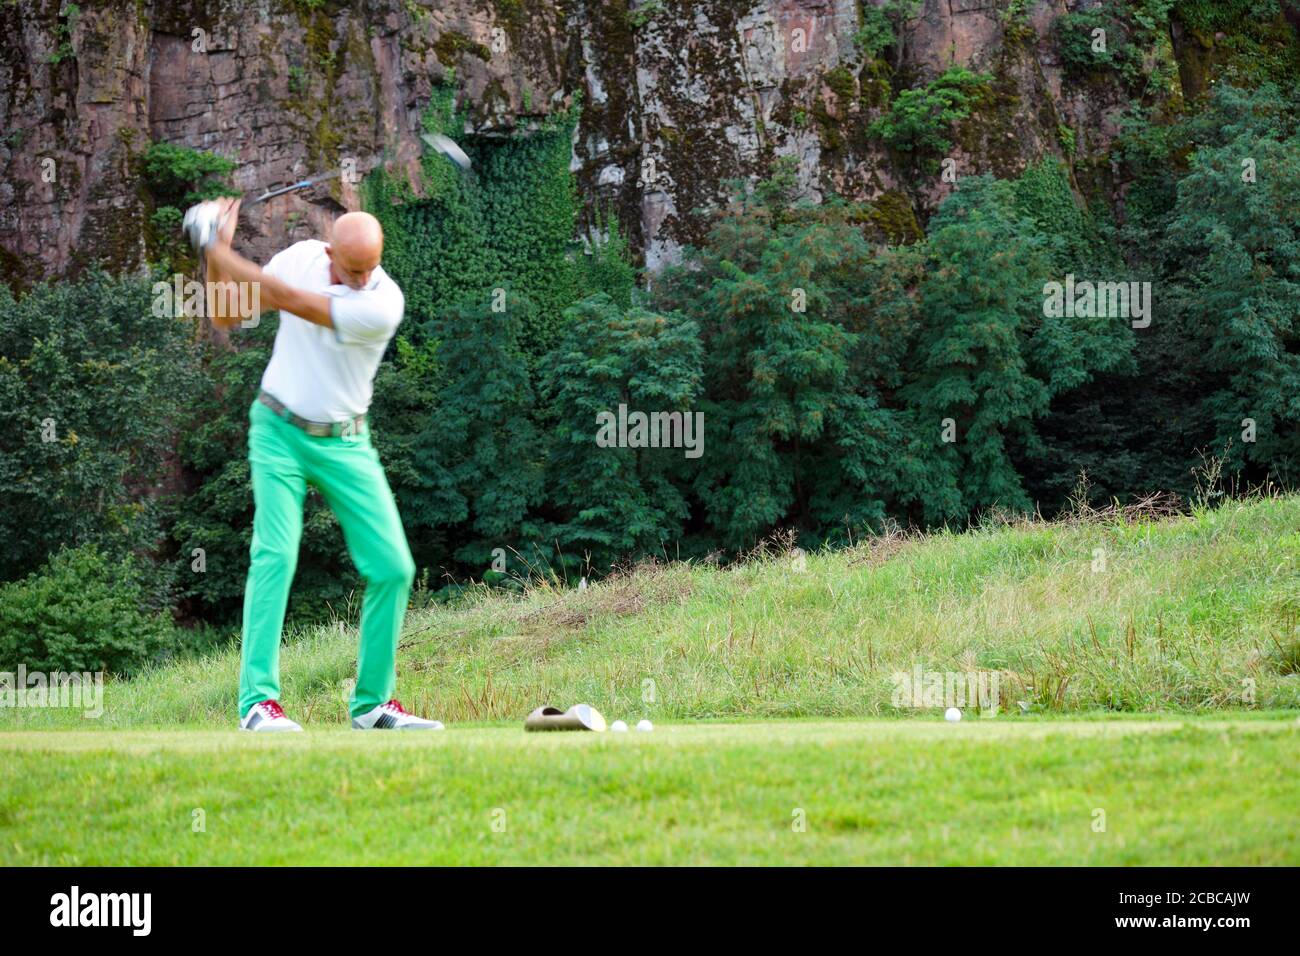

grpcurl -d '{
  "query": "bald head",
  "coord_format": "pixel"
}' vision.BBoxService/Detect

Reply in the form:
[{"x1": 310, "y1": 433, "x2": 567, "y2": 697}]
[{"x1": 326, "y1": 212, "x2": 384, "y2": 289}]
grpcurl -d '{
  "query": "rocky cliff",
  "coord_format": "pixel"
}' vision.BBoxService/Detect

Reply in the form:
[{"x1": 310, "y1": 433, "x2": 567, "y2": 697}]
[{"x1": 0, "y1": 0, "x2": 1286, "y2": 287}]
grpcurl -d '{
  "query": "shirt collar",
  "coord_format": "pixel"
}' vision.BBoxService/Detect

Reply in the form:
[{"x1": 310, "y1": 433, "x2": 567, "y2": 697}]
[{"x1": 318, "y1": 245, "x2": 383, "y2": 296}]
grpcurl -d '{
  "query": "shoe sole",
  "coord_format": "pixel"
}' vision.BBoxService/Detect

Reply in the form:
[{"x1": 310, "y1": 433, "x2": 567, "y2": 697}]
[
  {"x1": 239, "y1": 726, "x2": 304, "y2": 732},
  {"x1": 351, "y1": 723, "x2": 445, "y2": 730}
]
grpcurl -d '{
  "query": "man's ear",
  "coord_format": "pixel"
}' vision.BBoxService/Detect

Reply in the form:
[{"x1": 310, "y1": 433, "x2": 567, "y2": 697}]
[{"x1": 324, "y1": 244, "x2": 334, "y2": 260}]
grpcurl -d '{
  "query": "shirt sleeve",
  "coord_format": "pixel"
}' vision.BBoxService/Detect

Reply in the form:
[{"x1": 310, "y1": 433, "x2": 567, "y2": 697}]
[{"x1": 330, "y1": 284, "x2": 405, "y2": 346}]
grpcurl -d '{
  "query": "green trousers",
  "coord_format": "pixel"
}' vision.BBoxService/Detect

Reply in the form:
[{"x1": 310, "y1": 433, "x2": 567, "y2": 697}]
[{"x1": 238, "y1": 399, "x2": 416, "y2": 720}]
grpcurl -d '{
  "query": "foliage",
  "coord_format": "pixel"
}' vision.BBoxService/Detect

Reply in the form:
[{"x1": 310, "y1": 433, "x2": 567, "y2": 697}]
[
  {"x1": 1056, "y1": 1, "x2": 1177, "y2": 92},
  {"x1": 1010, "y1": 157, "x2": 1117, "y2": 274},
  {"x1": 0, "y1": 270, "x2": 201, "y2": 586},
  {"x1": 540, "y1": 294, "x2": 703, "y2": 569},
  {"x1": 654, "y1": 189, "x2": 924, "y2": 548},
  {"x1": 853, "y1": 0, "x2": 921, "y2": 61},
  {"x1": 0, "y1": 543, "x2": 174, "y2": 676},
  {"x1": 141, "y1": 142, "x2": 238, "y2": 269},
  {"x1": 1158, "y1": 83, "x2": 1300, "y2": 481},
  {"x1": 1028, "y1": 84, "x2": 1300, "y2": 508},
  {"x1": 1175, "y1": 0, "x2": 1279, "y2": 32},
  {"x1": 580, "y1": 209, "x2": 638, "y2": 310},
  {"x1": 902, "y1": 176, "x2": 1133, "y2": 516},
  {"x1": 868, "y1": 67, "x2": 991, "y2": 156},
  {"x1": 46, "y1": 3, "x2": 79, "y2": 65},
  {"x1": 364, "y1": 85, "x2": 582, "y2": 362},
  {"x1": 405, "y1": 292, "x2": 546, "y2": 575},
  {"x1": 141, "y1": 142, "x2": 238, "y2": 209},
  {"x1": 626, "y1": 0, "x2": 665, "y2": 31}
]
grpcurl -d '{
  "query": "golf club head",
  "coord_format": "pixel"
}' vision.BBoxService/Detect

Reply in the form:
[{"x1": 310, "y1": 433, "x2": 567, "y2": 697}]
[{"x1": 421, "y1": 133, "x2": 472, "y2": 171}]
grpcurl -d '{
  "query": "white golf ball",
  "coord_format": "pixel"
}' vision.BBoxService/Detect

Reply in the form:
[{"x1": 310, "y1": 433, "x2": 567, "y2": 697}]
[
  {"x1": 636, "y1": 719, "x2": 654, "y2": 732},
  {"x1": 944, "y1": 707, "x2": 962, "y2": 723},
  {"x1": 610, "y1": 720, "x2": 628, "y2": 732}
]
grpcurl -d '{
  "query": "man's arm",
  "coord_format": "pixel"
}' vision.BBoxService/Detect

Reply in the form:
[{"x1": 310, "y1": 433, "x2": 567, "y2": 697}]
[{"x1": 203, "y1": 197, "x2": 334, "y2": 331}]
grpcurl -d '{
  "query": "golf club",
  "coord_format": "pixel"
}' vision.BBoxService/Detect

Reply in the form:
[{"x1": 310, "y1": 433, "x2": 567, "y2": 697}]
[
  {"x1": 421, "y1": 132, "x2": 473, "y2": 172},
  {"x1": 184, "y1": 132, "x2": 470, "y2": 253},
  {"x1": 183, "y1": 169, "x2": 344, "y2": 251}
]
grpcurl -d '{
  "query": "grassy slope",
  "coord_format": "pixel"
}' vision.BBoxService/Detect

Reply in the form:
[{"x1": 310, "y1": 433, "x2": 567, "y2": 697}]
[
  {"x1": 2, "y1": 719, "x2": 1297, "y2": 865},
  {"x1": 4, "y1": 496, "x2": 1299, "y2": 730}
]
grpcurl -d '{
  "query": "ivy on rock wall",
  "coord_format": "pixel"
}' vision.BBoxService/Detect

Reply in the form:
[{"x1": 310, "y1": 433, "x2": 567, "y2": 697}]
[{"x1": 363, "y1": 84, "x2": 584, "y2": 360}]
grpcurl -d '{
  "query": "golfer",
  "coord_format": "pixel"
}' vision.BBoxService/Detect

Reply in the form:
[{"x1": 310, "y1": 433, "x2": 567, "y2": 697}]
[{"x1": 202, "y1": 197, "x2": 441, "y2": 732}]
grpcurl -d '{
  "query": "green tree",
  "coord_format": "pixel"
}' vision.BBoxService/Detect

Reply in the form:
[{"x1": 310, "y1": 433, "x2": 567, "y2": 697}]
[
  {"x1": 409, "y1": 292, "x2": 546, "y2": 575},
  {"x1": 540, "y1": 294, "x2": 702, "y2": 570},
  {"x1": 655, "y1": 183, "x2": 923, "y2": 548},
  {"x1": 1159, "y1": 83, "x2": 1300, "y2": 482},
  {"x1": 901, "y1": 176, "x2": 1132, "y2": 515},
  {"x1": 869, "y1": 67, "x2": 991, "y2": 157},
  {"x1": 579, "y1": 208, "x2": 638, "y2": 310},
  {"x1": 0, "y1": 271, "x2": 200, "y2": 587}
]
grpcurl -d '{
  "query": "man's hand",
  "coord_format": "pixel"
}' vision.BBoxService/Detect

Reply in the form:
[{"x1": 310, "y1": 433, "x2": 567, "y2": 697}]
[
  {"x1": 214, "y1": 196, "x2": 241, "y2": 249},
  {"x1": 205, "y1": 197, "x2": 247, "y2": 330}
]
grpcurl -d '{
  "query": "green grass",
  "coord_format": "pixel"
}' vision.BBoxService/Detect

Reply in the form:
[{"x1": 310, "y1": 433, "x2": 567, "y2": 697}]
[
  {"x1": 3, "y1": 497, "x2": 1298, "y2": 864},
  {"x1": 3, "y1": 718, "x2": 1297, "y2": 865},
  {"x1": 5, "y1": 496, "x2": 1299, "y2": 730}
]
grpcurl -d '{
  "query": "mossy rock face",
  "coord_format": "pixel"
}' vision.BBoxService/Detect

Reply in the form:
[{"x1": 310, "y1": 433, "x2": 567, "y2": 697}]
[
  {"x1": 864, "y1": 189, "x2": 922, "y2": 245},
  {"x1": 481, "y1": 75, "x2": 511, "y2": 117},
  {"x1": 433, "y1": 31, "x2": 491, "y2": 67},
  {"x1": 72, "y1": 143, "x2": 150, "y2": 278},
  {"x1": 1170, "y1": 22, "x2": 1215, "y2": 102},
  {"x1": 823, "y1": 65, "x2": 857, "y2": 101},
  {"x1": 0, "y1": 243, "x2": 38, "y2": 295},
  {"x1": 486, "y1": 0, "x2": 566, "y2": 83},
  {"x1": 812, "y1": 100, "x2": 845, "y2": 152},
  {"x1": 147, "y1": 0, "x2": 230, "y2": 36},
  {"x1": 858, "y1": 58, "x2": 893, "y2": 111},
  {"x1": 590, "y1": 0, "x2": 761, "y2": 259}
]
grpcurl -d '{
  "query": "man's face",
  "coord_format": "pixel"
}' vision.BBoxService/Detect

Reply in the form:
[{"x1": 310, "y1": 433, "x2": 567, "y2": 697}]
[{"x1": 326, "y1": 243, "x2": 381, "y2": 290}]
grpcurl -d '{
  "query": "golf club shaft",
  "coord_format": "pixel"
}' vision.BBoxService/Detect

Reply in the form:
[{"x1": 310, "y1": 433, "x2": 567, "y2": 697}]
[
  {"x1": 244, "y1": 169, "x2": 343, "y2": 207},
  {"x1": 208, "y1": 169, "x2": 343, "y2": 244}
]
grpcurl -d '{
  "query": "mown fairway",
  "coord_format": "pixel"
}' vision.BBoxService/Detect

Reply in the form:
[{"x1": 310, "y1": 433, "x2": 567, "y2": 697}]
[{"x1": 2, "y1": 717, "x2": 1297, "y2": 865}]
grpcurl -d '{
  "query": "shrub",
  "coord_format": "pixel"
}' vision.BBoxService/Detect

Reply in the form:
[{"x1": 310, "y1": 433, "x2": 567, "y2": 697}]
[
  {"x1": 0, "y1": 270, "x2": 201, "y2": 584},
  {"x1": 141, "y1": 142, "x2": 237, "y2": 209},
  {"x1": 853, "y1": 0, "x2": 921, "y2": 61},
  {"x1": 868, "y1": 67, "x2": 991, "y2": 156},
  {"x1": 0, "y1": 544, "x2": 174, "y2": 676}
]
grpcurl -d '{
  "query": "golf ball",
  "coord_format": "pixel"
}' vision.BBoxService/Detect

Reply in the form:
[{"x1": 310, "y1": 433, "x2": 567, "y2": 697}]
[
  {"x1": 636, "y1": 719, "x2": 654, "y2": 732},
  {"x1": 944, "y1": 707, "x2": 962, "y2": 723},
  {"x1": 611, "y1": 720, "x2": 628, "y2": 732}
]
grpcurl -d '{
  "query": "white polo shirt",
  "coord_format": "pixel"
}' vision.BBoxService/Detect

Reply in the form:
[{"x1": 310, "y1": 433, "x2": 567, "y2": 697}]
[{"x1": 258, "y1": 239, "x2": 404, "y2": 422}]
